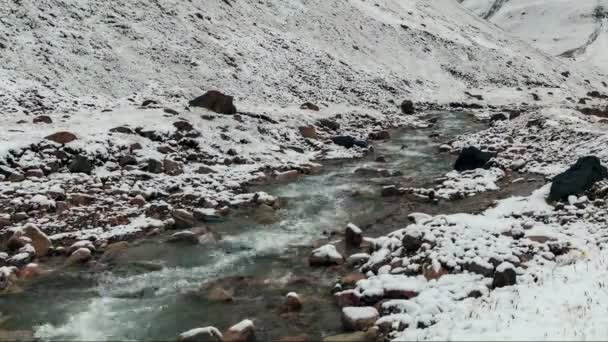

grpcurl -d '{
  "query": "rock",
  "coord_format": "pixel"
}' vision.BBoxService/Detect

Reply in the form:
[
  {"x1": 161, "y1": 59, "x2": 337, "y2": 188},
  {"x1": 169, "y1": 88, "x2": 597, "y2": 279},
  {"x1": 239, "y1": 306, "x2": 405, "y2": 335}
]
[
  {"x1": 284, "y1": 292, "x2": 302, "y2": 312},
  {"x1": 402, "y1": 232, "x2": 423, "y2": 253},
  {"x1": 335, "y1": 289, "x2": 362, "y2": 307},
  {"x1": 342, "y1": 272, "x2": 366, "y2": 287},
  {"x1": 67, "y1": 240, "x2": 95, "y2": 254},
  {"x1": 549, "y1": 156, "x2": 608, "y2": 202},
  {"x1": 68, "y1": 155, "x2": 94, "y2": 174},
  {"x1": 368, "y1": 130, "x2": 390, "y2": 140},
  {"x1": 33, "y1": 115, "x2": 52, "y2": 124},
  {"x1": 0, "y1": 266, "x2": 20, "y2": 294},
  {"x1": 341, "y1": 306, "x2": 379, "y2": 331},
  {"x1": 21, "y1": 224, "x2": 51, "y2": 257},
  {"x1": 164, "y1": 108, "x2": 180, "y2": 115},
  {"x1": 207, "y1": 285, "x2": 234, "y2": 302},
  {"x1": 438, "y1": 144, "x2": 452, "y2": 152},
  {"x1": 332, "y1": 136, "x2": 368, "y2": 149},
  {"x1": 317, "y1": 118, "x2": 340, "y2": 131},
  {"x1": 422, "y1": 263, "x2": 448, "y2": 281},
  {"x1": 167, "y1": 231, "x2": 199, "y2": 245},
  {"x1": 146, "y1": 159, "x2": 163, "y2": 174},
  {"x1": 381, "y1": 185, "x2": 400, "y2": 197},
  {"x1": 309, "y1": 244, "x2": 344, "y2": 266},
  {"x1": 354, "y1": 168, "x2": 391, "y2": 178},
  {"x1": 100, "y1": 241, "x2": 130, "y2": 263},
  {"x1": 7, "y1": 173, "x2": 24, "y2": 182},
  {"x1": 375, "y1": 155, "x2": 387, "y2": 163},
  {"x1": 223, "y1": 319, "x2": 255, "y2": 342},
  {"x1": 275, "y1": 170, "x2": 300, "y2": 182},
  {"x1": 163, "y1": 159, "x2": 184, "y2": 176},
  {"x1": 65, "y1": 248, "x2": 92, "y2": 265},
  {"x1": 25, "y1": 169, "x2": 44, "y2": 178},
  {"x1": 299, "y1": 126, "x2": 317, "y2": 139},
  {"x1": 324, "y1": 330, "x2": 378, "y2": 342},
  {"x1": 173, "y1": 121, "x2": 194, "y2": 131},
  {"x1": 345, "y1": 223, "x2": 363, "y2": 247},
  {"x1": 492, "y1": 262, "x2": 517, "y2": 288},
  {"x1": 45, "y1": 131, "x2": 77, "y2": 144},
  {"x1": 279, "y1": 334, "x2": 310, "y2": 342},
  {"x1": 300, "y1": 102, "x2": 320, "y2": 111},
  {"x1": 253, "y1": 204, "x2": 278, "y2": 224},
  {"x1": 490, "y1": 113, "x2": 508, "y2": 122},
  {"x1": 454, "y1": 147, "x2": 495, "y2": 172},
  {"x1": 19, "y1": 262, "x2": 42, "y2": 279},
  {"x1": 110, "y1": 126, "x2": 134, "y2": 134},
  {"x1": 141, "y1": 99, "x2": 158, "y2": 107},
  {"x1": 407, "y1": 213, "x2": 431, "y2": 224},
  {"x1": 189, "y1": 91, "x2": 237, "y2": 115},
  {"x1": 119, "y1": 155, "x2": 138, "y2": 167},
  {"x1": 0, "y1": 215, "x2": 10, "y2": 229},
  {"x1": 400, "y1": 100, "x2": 415, "y2": 115},
  {"x1": 6, "y1": 234, "x2": 29, "y2": 252},
  {"x1": 178, "y1": 327, "x2": 223, "y2": 342},
  {"x1": 196, "y1": 166, "x2": 216, "y2": 174},
  {"x1": 173, "y1": 209, "x2": 196, "y2": 228},
  {"x1": 7, "y1": 245, "x2": 34, "y2": 268}
]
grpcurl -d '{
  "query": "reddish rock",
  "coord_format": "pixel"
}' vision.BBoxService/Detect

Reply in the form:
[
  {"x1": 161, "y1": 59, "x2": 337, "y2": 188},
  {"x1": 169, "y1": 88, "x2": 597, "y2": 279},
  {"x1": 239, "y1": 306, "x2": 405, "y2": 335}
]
[
  {"x1": 334, "y1": 289, "x2": 362, "y2": 308},
  {"x1": 22, "y1": 224, "x2": 52, "y2": 257},
  {"x1": 342, "y1": 272, "x2": 366, "y2": 287},
  {"x1": 164, "y1": 159, "x2": 184, "y2": 176},
  {"x1": 66, "y1": 247, "x2": 92, "y2": 265},
  {"x1": 422, "y1": 263, "x2": 448, "y2": 281},
  {"x1": 189, "y1": 91, "x2": 237, "y2": 115},
  {"x1": 284, "y1": 292, "x2": 302, "y2": 312},
  {"x1": 19, "y1": 263, "x2": 42, "y2": 279},
  {"x1": 45, "y1": 131, "x2": 77, "y2": 144},
  {"x1": 25, "y1": 169, "x2": 44, "y2": 178},
  {"x1": 275, "y1": 170, "x2": 300, "y2": 182},
  {"x1": 299, "y1": 126, "x2": 317, "y2": 139}
]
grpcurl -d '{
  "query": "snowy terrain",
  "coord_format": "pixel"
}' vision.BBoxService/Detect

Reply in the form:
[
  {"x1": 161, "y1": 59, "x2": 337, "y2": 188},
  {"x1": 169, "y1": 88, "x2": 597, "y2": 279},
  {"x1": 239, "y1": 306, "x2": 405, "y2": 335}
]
[
  {"x1": 459, "y1": 0, "x2": 608, "y2": 75},
  {"x1": 2, "y1": 0, "x2": 608, "y2": 341}
]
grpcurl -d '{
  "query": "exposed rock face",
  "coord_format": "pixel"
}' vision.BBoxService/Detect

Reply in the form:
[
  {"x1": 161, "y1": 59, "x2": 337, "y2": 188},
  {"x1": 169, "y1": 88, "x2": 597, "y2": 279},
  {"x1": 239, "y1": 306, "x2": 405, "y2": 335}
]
[
  {"x1": 454, "y1": 146, "x2": 495, "y2": 171},
  {"x1": 549, "y1": 156, "x2": 608, "y2": 202},
  {"x1": 189, "y1": 91, "x2": 237, "y2": 115}
]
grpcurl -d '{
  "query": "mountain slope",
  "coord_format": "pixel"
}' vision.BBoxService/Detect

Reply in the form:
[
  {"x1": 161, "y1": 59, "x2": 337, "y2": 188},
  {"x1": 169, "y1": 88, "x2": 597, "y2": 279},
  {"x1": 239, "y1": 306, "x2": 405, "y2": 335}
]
[
  {"x1": 0, "y1": 0, "x2": 598, "y2": 114},
  {"x1": 459, "y1": 0, "x2": 608, "y2": 75}
]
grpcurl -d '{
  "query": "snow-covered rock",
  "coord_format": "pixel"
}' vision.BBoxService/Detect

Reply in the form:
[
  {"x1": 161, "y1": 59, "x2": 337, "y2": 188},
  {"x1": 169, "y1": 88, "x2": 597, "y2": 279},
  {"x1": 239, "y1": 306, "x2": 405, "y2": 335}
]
[
  {"x1": 341, "y1": 306, "x2": 379, "y2": 331},
  {"x1": 309, "y1": 244, "x2": 344, "y2": 267},
  {"x1": 178, "y1": 327, "x2": 222, "y2": 342}
]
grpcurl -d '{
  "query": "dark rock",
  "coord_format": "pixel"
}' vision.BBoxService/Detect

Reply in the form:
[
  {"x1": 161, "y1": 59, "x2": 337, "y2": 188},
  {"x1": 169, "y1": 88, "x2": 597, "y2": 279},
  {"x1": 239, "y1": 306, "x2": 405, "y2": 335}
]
[
  {"x1": 368, "y1": 130, "x2": 390, "y2": 140},
  {"x1": 300, "y1": 102, "x2": 320, "y2": 111},
  {"x1": 490, "y1": 113, "x2": 508, "y2": 122},
  {"x1": 454, "y1": 147, "x2": 495, "y2": 172},
  {"x1": 492, "y1": 265, "x2": 517, "y2": 288},
  {"x1": 400, "y1": 100, "x2": 415, "y2": 114},
  {"x1": 110, "y1": 126, "x2": 134, "y2": 134},
  {"x1": 164, "y1": 108, "x2": 180, "y2": 115},
  {"x1": 316, "y1": 118, "x2": 340, "y2": 131},
  {"x1": 332, "y1": 136, "x2": 368, "y2": 149},
  {"x1": 189, "y1": 91, "x2": 237, "y2": 115},
  {"x1": 531, "y1": 93, "x2": 540, "y2": 101},
  {"x1": 173, "y1": 121, "x2": 193, "y2": 131},
  {"x1": 163, "y1": 159, "x2": 184, "y2": 176},
  {"x1": 145, "y1": 159, "x2": 163, "y2": 174},
  {"x1": 119, "y1": 155, "x2": 138, "y2": 167},
  {"x1": 33, "y1": 115, "x2": 52, "y2": 124},
  {"x1": 549, "y1": 156, "x2": 608, "y2": 202},
  {"x1": 45, "y1": 131, "x2": 77, "y2": 144},
  {"x1": 345, "y1": 223, "x2": 363, "y2": 247},
  {"x1": 141, "y1": 99, "x2": 158, "y2": 107},
  {"x1": 68, "y1": 155, "x2": 94, "y2": 174},
  {"x1": 402, "y1": 232, "x2": 423, "y2": 253},
  {"x1": 381, "y1": 185, "x2": 400, "y2": 197}
]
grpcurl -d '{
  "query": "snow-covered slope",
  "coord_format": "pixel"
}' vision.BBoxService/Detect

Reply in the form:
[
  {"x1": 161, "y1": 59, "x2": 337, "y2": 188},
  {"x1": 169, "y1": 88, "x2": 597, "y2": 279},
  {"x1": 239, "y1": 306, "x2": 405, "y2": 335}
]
[
  {"x1": 459, "y1": 0, "x2": 608, "y2": 75},
  {"x1": 0, "y1": 0, "x2": 598, "y2": 114}
]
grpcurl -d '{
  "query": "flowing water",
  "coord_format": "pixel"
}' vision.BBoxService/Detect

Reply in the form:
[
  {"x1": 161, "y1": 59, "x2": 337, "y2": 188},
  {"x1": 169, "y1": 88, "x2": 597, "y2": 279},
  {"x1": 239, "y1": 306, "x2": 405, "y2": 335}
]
[{"x1": 0, "y1": 112, "x2": 486, "y2": 341}]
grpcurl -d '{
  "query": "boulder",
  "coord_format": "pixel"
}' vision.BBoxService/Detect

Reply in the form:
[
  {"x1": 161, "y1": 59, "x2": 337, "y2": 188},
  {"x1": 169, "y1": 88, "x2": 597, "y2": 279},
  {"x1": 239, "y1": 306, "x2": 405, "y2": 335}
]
[
  {"x1": 67, "y1": 240, "x2": 96, "y2": 254},
  {"x1": 454, "y1": 147, "x2": 495, "y2": 172},
  {"x1": 100, "y1": 241, "x2": 130, "y2": 263},
  {"x1": 284, "y1": 292, "x2": 302, "y2": 312},
  {"x1": 335, "y1": 289, "x2": 362, "y2": 307},
  {"x1": 332, "y1": 136, "x2": 368, "y2": 149},
  {"x1": 400, "y1": 100, "x2": 415, "y2": 115},
  {"x1": 173, "y1": 121, "x2": 194, "y2": 131},
  {"x1": 172, "y1": 209, "x2": 196, "y2": 228},
  {"x1": 163, "y1": 159, "x2": 183, "y2": 176},
  {"x1": 0, "y1": 266, "x2": 20, "y2": 294},
  {"x1": 33, "y1": 115, "x2": 52, "y2": 124},
  {"x1": 145, "y1": 159, "x2": 163, "y2": 174},
  {"x1": 66, "y1": 247, "x2": 92, "y2": 265},
  {"x1": 492, "y1": 262, "x2": 517, "y2": 288},
  {"x1": 300, "y1": 102, "x2": 320, "y2": 111},
  {"x1": 309, "y1": 244, "x2": 344, "y2": 266},
  {"x1": 490, "y1": 113, "x2": 508, "y2": 122},
  {"x1": 317, "y1": 119, "x2": 340, "y2": 131},
  {"x1": 368, "y1": 131, "x2": 390, "y2": 140},
  {"x1": 68, "y1": 155, "x2": 94, "y2": 174},
  {"x1": 178, "y1": 327, "x2": 223, "y2": 342},
  {"x1": 189, "y1": 91, "x2": 237, "y2": 115},
  {"x1": 19, "y1": 262, "x2": 42, "y2": 279},
  {"x1": 345, "y1": 223, "x2": 363, "y2": 247},
  {"x1": 299, "y1": 126, "x2": 317, "y2": 139},
  {"x1": 0, "y1": 214, "x2": 9, "y2": 229},
  {"x1": 341, "y1": 306, "x2": 379, "y2": 331},
  {"x1": 549, "y1": 156, "x2": 608, "y2": 202},
  {"x1": 381, "y1": 185, "x2": 400, "y2": 197},
  {"x1": 25, "y1": 169, "x2": 44, "y2": 178},
  {"x1": 45, "y1": 131, "x2": 77, "y2": 144},
  {"x1": 21, "y1": 224, "x2": 51, "y2": 257},
  {"x1": 223, "y1": 319, "x2": 255, "y2": 342},
  {"x1": 167, "y1": 231, "x2": 199, "y2": 245}
]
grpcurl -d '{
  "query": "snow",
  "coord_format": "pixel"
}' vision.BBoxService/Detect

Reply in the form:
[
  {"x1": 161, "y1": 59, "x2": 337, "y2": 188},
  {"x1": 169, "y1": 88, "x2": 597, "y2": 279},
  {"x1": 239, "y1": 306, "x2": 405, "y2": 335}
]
[
  {"x1": 179, "y1": 327, "x2": 222, "y2": 340},
  {"x1": 342, "y1": 306, "x2": 379, "y2": 321},
  {"x1": 228, "y1": 319, "x2": 254, "y2": 332},
  {"x1": 311, "y1": 244, "x2": 343, "y2": 260},
  {"x1": 346, "y1": 223, "x2": 362, "y2": 234}
]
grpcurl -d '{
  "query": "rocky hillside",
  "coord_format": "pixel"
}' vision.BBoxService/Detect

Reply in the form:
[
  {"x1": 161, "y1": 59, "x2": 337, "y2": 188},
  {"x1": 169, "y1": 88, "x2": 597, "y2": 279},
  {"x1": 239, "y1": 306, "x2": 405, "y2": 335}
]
[
  {"x1": 0, "y1": 0, "x2": 599, "y2": 114},
  {"x1": 459, "y1": 0, "x2": 608, "y2": 75}
]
